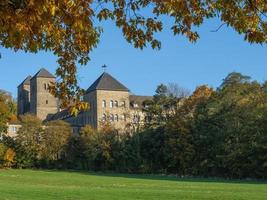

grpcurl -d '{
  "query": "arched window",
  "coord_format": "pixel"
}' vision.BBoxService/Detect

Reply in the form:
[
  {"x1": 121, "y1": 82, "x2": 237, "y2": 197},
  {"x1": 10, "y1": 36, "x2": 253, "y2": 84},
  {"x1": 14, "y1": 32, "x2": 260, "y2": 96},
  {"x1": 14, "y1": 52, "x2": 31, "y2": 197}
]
[
  {"x1": 114, "y1": 114, "x2": 118, "y2": 122},
  {"x1": 102, "y1": 100, "x2": 106, "y2": 108},
  {"x1": 121, "y1": 101, "x2": 126, "y2": 108},
  {"x1": 110, "y1": 100, "x2": 114, "y2": 108},
  {"x1": 114, "y1": 100, "x2": 118, "y2": 108},
  {"x1": 44, "y1": 83, "x2": 47, "y2": 90},
  {"x1": 110, "y1": 114, "x2": 114, "y2": 122}
]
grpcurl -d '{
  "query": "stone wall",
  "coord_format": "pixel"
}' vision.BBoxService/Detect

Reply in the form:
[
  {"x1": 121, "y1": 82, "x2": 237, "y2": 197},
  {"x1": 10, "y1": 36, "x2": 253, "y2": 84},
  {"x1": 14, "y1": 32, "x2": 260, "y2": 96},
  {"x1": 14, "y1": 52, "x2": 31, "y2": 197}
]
[
  {"x1": 96, "y1": 90, "x2": 130, "y2": 131},
  {"x1": 30, "y1": 77, "x2": 58, "y2": 121},
  {"x1": 17, "y1": 84, "x2": 30, "y2": 115}
]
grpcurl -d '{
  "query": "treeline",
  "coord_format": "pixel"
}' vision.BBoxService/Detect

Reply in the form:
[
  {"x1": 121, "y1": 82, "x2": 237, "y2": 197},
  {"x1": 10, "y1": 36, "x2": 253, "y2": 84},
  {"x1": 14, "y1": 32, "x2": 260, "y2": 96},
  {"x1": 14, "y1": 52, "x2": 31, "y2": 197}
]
[
  {"x1": 0, "y1": 89, "x2": 17, "y2": 133},
  {"x1": 0, "y1": 72, "x2": 267, "y2": 179}
]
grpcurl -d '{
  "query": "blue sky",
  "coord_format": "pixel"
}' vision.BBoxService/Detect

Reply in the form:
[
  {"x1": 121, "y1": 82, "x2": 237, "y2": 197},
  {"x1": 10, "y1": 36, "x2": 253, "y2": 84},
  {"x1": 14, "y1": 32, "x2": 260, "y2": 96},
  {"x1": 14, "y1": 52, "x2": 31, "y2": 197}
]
[{"x1": 0, "y1": 18, "x2": 266, "y2": 98}]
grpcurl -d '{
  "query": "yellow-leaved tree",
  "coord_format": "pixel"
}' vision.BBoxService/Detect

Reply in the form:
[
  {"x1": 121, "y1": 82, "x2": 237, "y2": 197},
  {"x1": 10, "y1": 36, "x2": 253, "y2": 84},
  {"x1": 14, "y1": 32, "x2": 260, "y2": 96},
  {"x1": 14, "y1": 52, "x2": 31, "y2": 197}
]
[
  {"x1": 3, "y1": 148, "x2": 16, "y2": 168},
  {"x1": 0, "y1": 0, "x2": 266, "y2": 113}
]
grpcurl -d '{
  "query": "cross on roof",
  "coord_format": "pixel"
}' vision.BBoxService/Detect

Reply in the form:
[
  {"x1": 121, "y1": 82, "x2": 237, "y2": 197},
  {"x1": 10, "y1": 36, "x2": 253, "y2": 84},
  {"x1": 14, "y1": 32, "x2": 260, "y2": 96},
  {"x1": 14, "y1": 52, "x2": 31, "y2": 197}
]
[{"x1": 102, "y1": 64, "x2": 107, "y2": 72}]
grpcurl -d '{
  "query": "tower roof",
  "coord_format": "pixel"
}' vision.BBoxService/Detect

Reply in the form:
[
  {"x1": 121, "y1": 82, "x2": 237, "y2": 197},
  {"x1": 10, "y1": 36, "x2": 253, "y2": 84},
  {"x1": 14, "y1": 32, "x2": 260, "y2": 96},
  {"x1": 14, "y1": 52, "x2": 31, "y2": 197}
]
[
  {"x1": 31, "y1": 68, "x2": 55, "y2": 79},
  {"x1": 86, "y1": 72, "x2": 129, "y2": 93},
  {"x1": 18, "y1": 75, "x2": 32, "y2": 87}
]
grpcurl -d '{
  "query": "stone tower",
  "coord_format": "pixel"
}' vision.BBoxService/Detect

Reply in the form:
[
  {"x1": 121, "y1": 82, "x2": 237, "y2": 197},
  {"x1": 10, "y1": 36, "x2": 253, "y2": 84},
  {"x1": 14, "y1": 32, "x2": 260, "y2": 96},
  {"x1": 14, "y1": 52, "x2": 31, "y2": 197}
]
[
  {"x1": 30, "y1": 68, "x2": 58, "y2": 121},
  {"x1": 17, "y1": 75, "x2": 31, "y2": 116},
  {"x1": 84, "y1": 72, "x2": 130, "y2": 130}
]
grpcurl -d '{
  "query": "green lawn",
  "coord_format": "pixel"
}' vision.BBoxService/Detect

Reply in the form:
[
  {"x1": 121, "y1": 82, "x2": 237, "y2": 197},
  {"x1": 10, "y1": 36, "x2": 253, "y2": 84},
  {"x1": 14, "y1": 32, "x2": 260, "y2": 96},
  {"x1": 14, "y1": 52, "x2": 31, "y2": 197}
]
[{"x1": 0, "y1": 169, "x2": 266, "y2": 200}]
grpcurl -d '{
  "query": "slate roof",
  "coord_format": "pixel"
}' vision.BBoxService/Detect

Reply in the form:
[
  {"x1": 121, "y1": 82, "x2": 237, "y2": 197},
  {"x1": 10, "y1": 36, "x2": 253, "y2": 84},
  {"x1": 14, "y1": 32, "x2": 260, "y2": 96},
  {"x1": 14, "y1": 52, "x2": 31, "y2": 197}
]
[
  {"x1": 47, "y1": 109, "x2": 70, "y2": 121},
  {"x1": 86, "y1": 72, "x2": 129, "y2": 93},
  {"x1": 31, "y1": 68, "x2": 55, "y2": 79},
  {"x1": 18, "y1": 75, "x2": 32, "y2": 87}
]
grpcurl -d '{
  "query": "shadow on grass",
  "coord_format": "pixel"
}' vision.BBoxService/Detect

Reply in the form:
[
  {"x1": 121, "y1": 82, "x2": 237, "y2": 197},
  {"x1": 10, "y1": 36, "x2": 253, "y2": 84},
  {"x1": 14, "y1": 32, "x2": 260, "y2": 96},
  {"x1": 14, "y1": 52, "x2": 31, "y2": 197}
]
[{"x1": 30, "y1": 168, "x2": 267, "y2": 185}]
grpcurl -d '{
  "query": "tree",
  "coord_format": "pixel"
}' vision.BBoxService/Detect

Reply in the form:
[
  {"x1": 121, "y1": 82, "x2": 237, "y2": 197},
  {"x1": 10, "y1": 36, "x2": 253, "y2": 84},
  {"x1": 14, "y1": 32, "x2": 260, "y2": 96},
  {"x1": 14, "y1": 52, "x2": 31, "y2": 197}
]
[
  {"x1": 167, "y1": 83, "x2": 190, "y2": 98},
  {"x1": 0, "y1": 143, "x2": 7, "y2": 166},
  {"x1": 0, "y1": 91, "x2": 17, "y2": 134},
  {"x1": 40, "y1": 120, "x2": 72, "y2": 165},
  {"x1": 0, "y1": 100, "x2": 9, "y2": 134},
  {"x1": 78, "y1": 125, "x2": 100, "y2": 170},
  {"x1": 144, "y1": 84, "x2": 179, "y2": 127},
  {"x1": 3, "y1": 148, "x2": 16, "y2": 168},
  {"x1": 220, "y1": 72, "x2": 251, "y2": 89},
  {"x1": 15, "y1": 114, "x2": 43, "y2": 167},
  {"x1": 77, "y1": 123, "x2": 122, "y2": 171},
  {"x1": 192, "y1": 73, "x2": 267, "y2": 178},
  {"x1": 262, "y1": 80, "x2": 267, "y2": 94},
  {"x1": 0, "y1": 0, "x2": 266, "y2": 112}
]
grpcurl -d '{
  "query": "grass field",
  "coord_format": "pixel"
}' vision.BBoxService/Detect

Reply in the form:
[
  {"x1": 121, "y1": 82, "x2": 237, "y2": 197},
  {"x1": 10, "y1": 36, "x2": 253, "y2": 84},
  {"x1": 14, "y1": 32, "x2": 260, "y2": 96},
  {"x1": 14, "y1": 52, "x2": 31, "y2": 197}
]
[{"x1": 0, "y1": 169, "x2": 266, "y2": 200}]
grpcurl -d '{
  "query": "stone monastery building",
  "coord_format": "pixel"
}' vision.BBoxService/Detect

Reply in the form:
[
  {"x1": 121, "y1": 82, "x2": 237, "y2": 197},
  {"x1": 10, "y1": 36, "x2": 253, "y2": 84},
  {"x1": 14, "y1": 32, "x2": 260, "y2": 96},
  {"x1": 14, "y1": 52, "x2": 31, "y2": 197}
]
[{"x1": 17, "y1": 68, "x2": 152, "y2": 131}]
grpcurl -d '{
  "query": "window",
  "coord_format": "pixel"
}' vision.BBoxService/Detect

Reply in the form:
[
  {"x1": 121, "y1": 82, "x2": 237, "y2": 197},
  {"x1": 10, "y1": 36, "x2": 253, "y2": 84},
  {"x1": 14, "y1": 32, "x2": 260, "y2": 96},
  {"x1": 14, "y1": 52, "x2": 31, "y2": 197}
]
[
  {"x1": 114, "y1": 100, "x2": 118, "y2": 108},
  {"x1": 133, "y1": 103, "x2": 139, "y2": 108},
  {"x1": 44, "y1": 83, "x2": 49, "y2": 90},
  {"x1": 46, "y1": 100, "x2": 48, "y2": 104},
  {"x1": 122, "y1": 114, "x2": 126, "y2": 121},
  {"x1": 114, "y1": 114, "x2": 118, "y2": 122},
  {"x1": 121, "y1": 101, "x2": 126, "y2": 108},
  {"x1": 12, "y1": 126, "x2": 17, "y2": 133},
  {"x1": 110, "y1": 114, "x2": 114, "y2": 122},
  {"x1": 133, "y1": 115, "x2": 140, "y2": 123},
  {"x1": 110, "y1": 100, "x2": 114, "y2": 108},
  {"x1": 102, "y1": 100, "x2": 106, "y2": 108},
  {"x1": 102, "y1": 114, "x2": 106, "y2": 121}
]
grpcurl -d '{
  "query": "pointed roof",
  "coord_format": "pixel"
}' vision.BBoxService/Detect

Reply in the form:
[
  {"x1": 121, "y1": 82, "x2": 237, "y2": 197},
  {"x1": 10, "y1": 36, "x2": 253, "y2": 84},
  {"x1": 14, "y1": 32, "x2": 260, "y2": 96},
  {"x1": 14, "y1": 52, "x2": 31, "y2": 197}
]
[
  {"x1": 18, "y1": 75, "x2": 32, "y2": 87},
  {"x1": 86, "y1": 72, "x2": 129, "y2": 93},
  {"x1": 31, "y1": 68, "x2": 55, "y2": 79}
]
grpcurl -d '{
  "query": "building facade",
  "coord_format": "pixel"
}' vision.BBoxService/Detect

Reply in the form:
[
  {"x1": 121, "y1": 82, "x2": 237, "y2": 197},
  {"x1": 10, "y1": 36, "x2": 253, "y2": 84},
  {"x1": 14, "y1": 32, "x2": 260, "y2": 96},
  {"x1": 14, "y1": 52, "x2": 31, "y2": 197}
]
[
  {"x1": 18, "y1": 68, "x2": 58, "y2": 121},
  {"x1": 18, "y1": 69, "x2": 152, "y2": 131},
  {"x1": 17, "y1": 76, "x2": 31, "y2": 115}
]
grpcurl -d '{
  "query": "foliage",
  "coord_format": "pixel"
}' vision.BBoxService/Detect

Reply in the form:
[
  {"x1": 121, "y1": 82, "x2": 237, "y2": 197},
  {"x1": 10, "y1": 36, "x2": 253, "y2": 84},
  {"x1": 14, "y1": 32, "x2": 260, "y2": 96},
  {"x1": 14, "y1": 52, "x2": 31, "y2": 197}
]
[
  {"x1": 40, "y1": 120, "x2": 71, "y2": 165},
  {"x1": 3, "y1": 148, "x2": 16, "y2": 167},
  {"x1": 0, "y1": 142, "x2": 16, "y2": 168},
  {"x1": 0, "y1": 91, "x2": 17, "y2": 134},
  {"x1": 143, "y1": 83, "x2": 178, "y2": 127},
  {"x1": 15, "y1": 114, "x2": 43, "y2": 167},
  {"x1": 63, "y1": 74, "x2": 267, "y2": 178},
  {"x1": 1, "y1": 72, "x2": 266, "y2": 179},
  {"x1": 1, "y1": 1, "x2": 266, "y2": 112},
  {"x1": 0, "y1": 142, "x2": 7, "y2": 166},
  {"x1": 192, "y1": 74, "x2": 267, "y2": 178},
  {"x1": 75, "y1": 124, "x2": 121, "y2": 171},
  {"x1": 0, "y1": 100, "x2": 9, "y2": 134}
]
